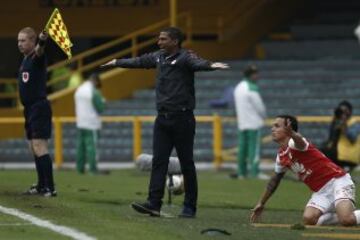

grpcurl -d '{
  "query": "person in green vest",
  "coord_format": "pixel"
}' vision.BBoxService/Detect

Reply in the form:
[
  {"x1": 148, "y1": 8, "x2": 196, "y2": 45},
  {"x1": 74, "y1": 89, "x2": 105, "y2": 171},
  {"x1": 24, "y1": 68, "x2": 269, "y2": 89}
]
[
  {"x1": 232, "y1": 65, "x2": 268, "y2": 179},
  {"x1": 74, "y1": 73, "x2": 105, "y2": 174}
]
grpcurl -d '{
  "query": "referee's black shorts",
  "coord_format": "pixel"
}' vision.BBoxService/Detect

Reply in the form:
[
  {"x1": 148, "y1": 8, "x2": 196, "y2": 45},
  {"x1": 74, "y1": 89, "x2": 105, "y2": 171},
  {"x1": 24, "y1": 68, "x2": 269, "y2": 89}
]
[{"x1": 24, "y1": 99, "x2": 52, "y2": 140}]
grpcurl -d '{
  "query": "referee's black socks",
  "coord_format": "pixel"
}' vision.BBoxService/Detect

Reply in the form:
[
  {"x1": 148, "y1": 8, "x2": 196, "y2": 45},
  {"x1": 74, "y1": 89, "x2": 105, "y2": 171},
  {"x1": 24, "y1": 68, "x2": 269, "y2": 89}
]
[
  {"x1": 38, "y1": 154, "x2": 55, "y2": 191},
  {"x1": 34, "y1": 156, "x2": 45, "y2": 189}
]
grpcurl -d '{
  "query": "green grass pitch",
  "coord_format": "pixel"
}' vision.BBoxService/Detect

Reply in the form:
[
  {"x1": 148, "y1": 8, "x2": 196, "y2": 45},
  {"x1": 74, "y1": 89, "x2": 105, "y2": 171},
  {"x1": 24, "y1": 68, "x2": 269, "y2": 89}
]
[{"x1": 0, "y1": 169, "x2": 359, "y2": 240}]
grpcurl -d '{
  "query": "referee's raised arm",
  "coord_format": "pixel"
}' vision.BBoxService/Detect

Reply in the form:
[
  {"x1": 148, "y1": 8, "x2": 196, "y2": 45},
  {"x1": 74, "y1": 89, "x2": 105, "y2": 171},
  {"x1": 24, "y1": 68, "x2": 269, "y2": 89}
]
[{"x1": 35, "y1": 31, "x2": 48, "y2": 57}]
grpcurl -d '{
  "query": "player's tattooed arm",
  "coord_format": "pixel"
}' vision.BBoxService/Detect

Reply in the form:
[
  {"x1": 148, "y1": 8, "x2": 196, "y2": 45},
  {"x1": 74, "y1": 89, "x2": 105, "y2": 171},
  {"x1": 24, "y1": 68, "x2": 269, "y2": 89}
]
[
  {"x1": 250, "y1": 172, "x2": 285, "y2": 223},
  {"x1": 258, "y1": 172, "x2": 285, "y2": 206},
  {"x1": 265, "y1": 172, "x2": 285, "y2": 195},
  {"x1": 35, "y1": 31, "x2": 48, "y2": 56}
]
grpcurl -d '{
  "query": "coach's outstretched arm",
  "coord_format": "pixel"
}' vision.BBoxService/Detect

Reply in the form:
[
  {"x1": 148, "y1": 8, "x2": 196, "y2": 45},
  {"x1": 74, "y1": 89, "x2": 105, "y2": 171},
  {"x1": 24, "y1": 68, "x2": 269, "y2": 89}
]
[
  {"x1": 250, "y1": 172, "x2": 285, "y2": 223},
  {"x1": 101, "y1": 53, "x2": 157, "y2": 69},
  {"x1": 185, "y1": 52, "x2": 229, "y2": 71}
]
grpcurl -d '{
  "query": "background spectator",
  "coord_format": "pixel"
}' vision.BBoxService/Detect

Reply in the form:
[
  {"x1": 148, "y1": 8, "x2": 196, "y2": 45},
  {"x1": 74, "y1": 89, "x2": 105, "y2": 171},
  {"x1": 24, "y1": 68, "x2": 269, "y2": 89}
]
[
  {"x1": 231, "y1": 65, "x2": 267, "y2": 179},
  {"x1": 334, "y1": 101, "x2": 360, "y2": 172},
  {"x1": 74, "y1": 73, "x2": 105, "y2": 174}
]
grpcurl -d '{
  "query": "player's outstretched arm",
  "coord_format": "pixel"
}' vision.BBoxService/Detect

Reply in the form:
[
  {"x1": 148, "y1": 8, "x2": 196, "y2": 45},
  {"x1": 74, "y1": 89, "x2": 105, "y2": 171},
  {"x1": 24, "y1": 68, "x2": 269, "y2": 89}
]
[
  {"x1": 35, "y1": 31, "x2": 48, "y2": 57},
  {"x1": 284, "y1": 119, "x2": 307, "y2": 150},
  {"x1": 250, "y1": 172, "x2": 285, "y2": 223}
]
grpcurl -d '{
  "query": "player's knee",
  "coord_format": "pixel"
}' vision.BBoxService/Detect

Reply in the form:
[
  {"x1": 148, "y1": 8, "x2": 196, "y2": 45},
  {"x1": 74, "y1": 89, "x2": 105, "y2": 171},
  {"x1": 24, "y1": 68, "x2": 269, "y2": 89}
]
[
  {"x1": 338, "y1": 215, "x2": 356, "y2": 226},
  {"x1": 33, "y1": 148, "x2": 47, "y2": 157},
  {"x1": 303, "y1": 213, "x2": 318, "y2": 225},
  {"x1": 32, "y1": 142, "x2": 48, "y2": 156}
]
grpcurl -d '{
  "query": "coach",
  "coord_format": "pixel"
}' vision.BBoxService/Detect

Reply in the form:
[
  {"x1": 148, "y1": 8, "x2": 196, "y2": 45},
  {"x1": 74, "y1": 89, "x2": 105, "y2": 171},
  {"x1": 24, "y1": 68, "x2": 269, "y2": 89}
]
[{"x1": 102, "y1": 27, "x2": 228, "y2": 217}]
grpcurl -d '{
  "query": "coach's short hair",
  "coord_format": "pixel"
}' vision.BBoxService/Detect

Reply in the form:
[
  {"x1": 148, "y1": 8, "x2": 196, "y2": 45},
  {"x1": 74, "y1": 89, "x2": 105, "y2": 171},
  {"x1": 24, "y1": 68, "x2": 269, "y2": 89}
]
[
  {"x1": 276, "y1": 115, "x2": 298, "y2": 132},
  {"x1": 19, "y1": 27, "x2": 37, "y2": 43},
  {"x1": 160, "y1": 27, "x2": 184, "y2": 47}
]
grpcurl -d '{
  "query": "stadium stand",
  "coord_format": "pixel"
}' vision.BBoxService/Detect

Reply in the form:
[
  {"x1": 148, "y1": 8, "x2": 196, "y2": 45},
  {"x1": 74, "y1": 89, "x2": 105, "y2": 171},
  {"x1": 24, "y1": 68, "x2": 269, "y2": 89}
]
[
  {"x1": 0, "y1": 59, "x2": 359, "y2": 163},
  {"x1": 0, "y1": 0, "x2": 359, "y2": 167},
  {"x1": 262, "y1": 0, "x2": 360, "y2": 59}
]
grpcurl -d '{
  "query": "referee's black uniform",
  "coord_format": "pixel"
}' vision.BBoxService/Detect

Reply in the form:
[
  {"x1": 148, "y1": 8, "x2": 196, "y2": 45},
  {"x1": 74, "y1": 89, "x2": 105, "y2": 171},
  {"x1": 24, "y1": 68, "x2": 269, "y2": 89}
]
[
  {"x1": 115, "y1": 48, "x2": 215, "y2": 213},
  {"x1": 19, "y1": 52, "x2": 51, "y2": 140},
  {"x1": 18, "y1": 51, "x2": 55, "y2": 194}
]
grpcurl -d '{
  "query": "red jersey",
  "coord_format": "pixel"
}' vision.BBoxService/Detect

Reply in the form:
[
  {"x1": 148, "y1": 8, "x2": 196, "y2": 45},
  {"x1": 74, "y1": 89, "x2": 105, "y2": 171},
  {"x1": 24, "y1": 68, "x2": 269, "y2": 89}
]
[{"x1": 275, "y1": 138, "x2": 346, "y2": 192}]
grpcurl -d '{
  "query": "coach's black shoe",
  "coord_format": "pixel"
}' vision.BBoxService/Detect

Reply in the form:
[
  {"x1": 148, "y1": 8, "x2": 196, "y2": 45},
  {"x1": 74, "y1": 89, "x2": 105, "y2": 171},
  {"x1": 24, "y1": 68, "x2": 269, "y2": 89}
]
[
  {"x1": 42, "y1": 188, "x2": 57, "y2": 197},
  {"x1": 179, "y1": 206, "x2": 196, "y2": 218},
  {"x1": 131, "y1": 201, "x2": 160, "y2": 217},
  {"x1": 22, "y1": 184, "x2": 42, "y2": 195}
]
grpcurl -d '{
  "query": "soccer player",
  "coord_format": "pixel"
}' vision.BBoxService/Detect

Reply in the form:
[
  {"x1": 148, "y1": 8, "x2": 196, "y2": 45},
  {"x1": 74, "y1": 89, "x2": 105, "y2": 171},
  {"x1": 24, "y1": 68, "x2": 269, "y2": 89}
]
[
  {"x1": 18, "y1": 27, "x2": 56, "y2": 197},
  {"x1": 102, "y1": 27, "x2": 228, "y2": 218},
  {"x1": 250, "y1": 115, "x2": 360, "y2": 226}
]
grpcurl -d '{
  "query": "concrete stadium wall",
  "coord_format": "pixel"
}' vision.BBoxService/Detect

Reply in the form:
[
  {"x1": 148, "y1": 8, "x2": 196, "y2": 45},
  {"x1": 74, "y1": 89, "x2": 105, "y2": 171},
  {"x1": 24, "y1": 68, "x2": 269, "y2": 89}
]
[{"x1": 0, "y1": 0, "x2": 238, "y2": 37}]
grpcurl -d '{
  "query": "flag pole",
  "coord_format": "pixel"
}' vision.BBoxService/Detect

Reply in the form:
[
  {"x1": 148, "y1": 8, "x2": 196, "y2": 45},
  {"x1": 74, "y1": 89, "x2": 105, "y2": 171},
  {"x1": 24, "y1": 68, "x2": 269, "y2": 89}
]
[
  {"x1": 45, "y1": 8, "x2": 59, "y2": 31},
  {"x1": 44, "y1": 7, "x2": 73, "y2": 59}
]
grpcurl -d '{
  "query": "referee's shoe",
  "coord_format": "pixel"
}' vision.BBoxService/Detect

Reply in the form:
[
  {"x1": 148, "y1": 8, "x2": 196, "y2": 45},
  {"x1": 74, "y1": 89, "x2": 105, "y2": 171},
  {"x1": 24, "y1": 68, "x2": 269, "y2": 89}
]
[{"x1": 22, "y1": 184, "x2": 57, "y2": 197}]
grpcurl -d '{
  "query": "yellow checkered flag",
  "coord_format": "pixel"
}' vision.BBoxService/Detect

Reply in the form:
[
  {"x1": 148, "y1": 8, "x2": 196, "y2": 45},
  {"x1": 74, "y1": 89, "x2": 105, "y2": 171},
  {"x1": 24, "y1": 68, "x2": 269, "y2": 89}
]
[{"x1": 45, "y1": 8, "x2": 73, "y2": 59}]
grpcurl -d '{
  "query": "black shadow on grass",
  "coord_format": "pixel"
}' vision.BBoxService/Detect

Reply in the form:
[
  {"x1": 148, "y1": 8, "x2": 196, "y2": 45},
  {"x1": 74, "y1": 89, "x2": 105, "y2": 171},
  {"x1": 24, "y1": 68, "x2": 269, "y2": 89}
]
[{"x1": 81, "y1": 198, "x2": 131, "y2": 206}]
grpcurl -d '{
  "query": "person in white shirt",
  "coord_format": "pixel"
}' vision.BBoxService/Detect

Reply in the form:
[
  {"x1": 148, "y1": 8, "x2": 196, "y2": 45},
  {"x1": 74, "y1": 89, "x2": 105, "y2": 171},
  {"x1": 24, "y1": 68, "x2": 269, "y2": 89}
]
[
  {"x1": 74, "y1": 73, "x2": 105, "y2": 174},
  {"x1": 232, "y1": 65, "x2": 267, "y2": 179}
]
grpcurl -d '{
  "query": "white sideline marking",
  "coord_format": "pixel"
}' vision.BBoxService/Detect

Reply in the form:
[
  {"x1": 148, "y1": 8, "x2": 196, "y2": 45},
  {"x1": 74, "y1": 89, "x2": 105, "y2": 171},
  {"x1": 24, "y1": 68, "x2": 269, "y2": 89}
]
[{"x1": 0, "y1": 205, "x2": 96, "y2": 240}]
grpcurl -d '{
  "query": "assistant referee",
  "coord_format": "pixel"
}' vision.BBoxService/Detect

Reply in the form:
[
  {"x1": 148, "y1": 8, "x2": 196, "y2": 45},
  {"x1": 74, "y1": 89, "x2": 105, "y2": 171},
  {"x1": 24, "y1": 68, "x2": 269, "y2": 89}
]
[{"x1": 18, "y1": 27, "x2": 56, "y2": 197}]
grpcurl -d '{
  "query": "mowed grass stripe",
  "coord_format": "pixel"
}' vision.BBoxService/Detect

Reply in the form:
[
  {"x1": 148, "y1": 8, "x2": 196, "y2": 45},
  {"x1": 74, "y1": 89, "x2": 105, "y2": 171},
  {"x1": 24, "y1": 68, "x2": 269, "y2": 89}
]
[
  {"x1": 253, "y1": 223, "x2": 360, "y2": 231},
  {"x1": 303, "y1": 233, "x2": 360, "y2": 239}
]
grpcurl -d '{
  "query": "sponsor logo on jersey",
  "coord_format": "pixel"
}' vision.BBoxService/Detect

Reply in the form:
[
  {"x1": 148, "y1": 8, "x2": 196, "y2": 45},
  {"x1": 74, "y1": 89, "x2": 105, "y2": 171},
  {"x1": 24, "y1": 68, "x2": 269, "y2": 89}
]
[{"x1": 290, "y1": 162, "x2": 312, "y2": 181}]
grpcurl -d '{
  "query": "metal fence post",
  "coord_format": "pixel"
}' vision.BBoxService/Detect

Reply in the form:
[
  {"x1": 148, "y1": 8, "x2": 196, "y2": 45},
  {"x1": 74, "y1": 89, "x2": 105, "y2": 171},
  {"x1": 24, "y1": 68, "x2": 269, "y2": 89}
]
[
  {"x1": 213, "y1": 115, "x2": 223, "y2": 169},
  {"x1": 133, "y1": 117, "x2": 142, "y2": 160}
]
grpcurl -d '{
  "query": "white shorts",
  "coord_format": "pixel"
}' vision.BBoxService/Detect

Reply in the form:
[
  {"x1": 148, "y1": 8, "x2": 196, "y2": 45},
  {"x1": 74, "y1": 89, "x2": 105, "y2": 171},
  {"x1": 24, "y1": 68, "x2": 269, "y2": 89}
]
[{"x1": 306, "y1": 174, "x2": 355, "y2": 213}]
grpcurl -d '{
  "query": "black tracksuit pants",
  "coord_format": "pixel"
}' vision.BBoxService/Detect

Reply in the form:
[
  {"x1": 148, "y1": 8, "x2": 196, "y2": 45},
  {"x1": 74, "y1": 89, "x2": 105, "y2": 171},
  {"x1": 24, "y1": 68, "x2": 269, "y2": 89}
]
[{"x1": 148, "y1": 111, "x2": 197, "y2": 209}]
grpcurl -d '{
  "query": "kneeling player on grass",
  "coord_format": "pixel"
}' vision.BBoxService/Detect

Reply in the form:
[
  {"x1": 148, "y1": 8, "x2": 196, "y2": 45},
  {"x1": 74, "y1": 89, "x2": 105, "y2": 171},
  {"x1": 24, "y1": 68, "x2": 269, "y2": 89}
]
[{"x1": 250, "y1": 115, "x2": 360, "y2": 226}]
